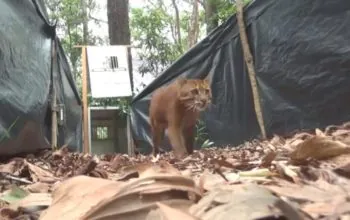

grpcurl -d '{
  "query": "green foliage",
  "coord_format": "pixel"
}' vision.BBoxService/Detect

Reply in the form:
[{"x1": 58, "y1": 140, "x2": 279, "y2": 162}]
[
  {"x1": 45, "y1": 0, "x2": 85, "y2": 76},
  {"x1": 130, "y1": 0, "x2": 209, "y2": 77},
  {"x1": 0, "y1": 186, "x2": 29, "y2": 204},
  {"x1": 210, "y1": 0, "x2": 252, "y2": 26},
  {"x1": 45, "y1": 0, "x2": 103, "y2": 78},
  {"x1": 0, "y1": 116, "x2": 19, "y2": 143},
  {"x1": 89, "y1": 96, "x2": 132, "y2": 115},
  {"x1": 195, "y1": 119, "x2": 214, "y2": 148},
  {"x1": 216, "y1": 0, "x2": 238, "y2": 23},
  {"x1": 131, "y1": 6, "x2": 183, "y2": 76}
]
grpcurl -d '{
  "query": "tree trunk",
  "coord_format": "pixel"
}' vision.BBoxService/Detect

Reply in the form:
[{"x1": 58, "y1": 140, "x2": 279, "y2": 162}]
[
  {"x1": 106, "y1": 0, "x2": 133, "y2": 93},
  {"x1": 107, "y1": 0, "x2": 131, "y2": 45},
  {"x1": 187, "y1": 0, "x2": 199, "y2": 48},
  {"x1": 205, "y1": 0, "x2": 218, "y2": 34},
  {"x1": 171, "y1": 0, "x2": 183, "y2": 53},
  {"x1": 81, "y1": 0, "x2": 89, "y2": 44}
]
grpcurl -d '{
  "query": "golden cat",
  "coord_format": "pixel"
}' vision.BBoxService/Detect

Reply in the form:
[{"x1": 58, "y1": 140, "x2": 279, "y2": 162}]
[{"x1": 149, "y1": 77, "x2": 212, "y2": 158}]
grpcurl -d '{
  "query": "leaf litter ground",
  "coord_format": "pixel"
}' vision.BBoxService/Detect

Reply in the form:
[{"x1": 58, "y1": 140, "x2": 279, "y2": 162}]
[{"x1": 2, "y1": 122, "x2": 350, "y2": 219}]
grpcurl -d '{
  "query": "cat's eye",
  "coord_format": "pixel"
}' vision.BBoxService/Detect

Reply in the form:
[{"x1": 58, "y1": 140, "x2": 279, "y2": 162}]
[
  {"x1": 191, "y1": 89, "x2": 198, "y2": 95},
  {"x1": 204, "y1": 89, "x2": 210, "y2": 94}
]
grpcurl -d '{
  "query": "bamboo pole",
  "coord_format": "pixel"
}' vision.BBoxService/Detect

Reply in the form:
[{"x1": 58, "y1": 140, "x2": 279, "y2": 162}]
[
  {"x1": 236, "y1": 0, "x2": 267, "y2": 139},
  {"x1": 51, "y1": 88, "x2": 58, "y2": 150},
  {"x1": 51, "y1": 40, "x2": 58, "y2": 150},
  {"x1": 79, "y1": 46, "x2": 90, "y2": 154}
]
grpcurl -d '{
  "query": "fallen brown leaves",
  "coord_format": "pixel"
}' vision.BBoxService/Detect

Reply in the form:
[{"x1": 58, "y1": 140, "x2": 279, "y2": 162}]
[{"x1": 2, "y1": 122, "x2": 350, "y2": 219}]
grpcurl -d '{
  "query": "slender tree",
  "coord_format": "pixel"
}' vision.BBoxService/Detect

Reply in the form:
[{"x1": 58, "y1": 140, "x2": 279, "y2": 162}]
[
  {"x1": 205, "y1": 0, "x2": 218, "y2": 34},
  {"x1": 106, "y1": 0, "x2": 133, "y2": 106},
  {"x1": 107, "y1": 0, "x2": 131, "y2": 45}
]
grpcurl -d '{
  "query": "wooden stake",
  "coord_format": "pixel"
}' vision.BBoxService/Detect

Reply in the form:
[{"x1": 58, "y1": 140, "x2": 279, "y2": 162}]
[
  {"x1": 126, "y1": 116, "x2": 134, "y2": 156},
  {"x1": 51, "y1": 40, "x2": 58, "y2": 150},
  {"x1": 236, "y1": 0, "x2": 267, "y2": 139},
  {"x1": 81, "y1": 46, "x2": 90, "y2": 153},
  {"x1": 51, "y1": 87, "x2": 58, "y2": 150}
]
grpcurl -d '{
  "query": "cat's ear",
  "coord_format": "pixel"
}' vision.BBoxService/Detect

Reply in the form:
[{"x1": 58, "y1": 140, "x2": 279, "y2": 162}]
[
  {"x1": 176, "y1": 76, "x2": 187, "y2": 86},
  {"x1": 203, "y1": 77, "x2": 210, "y2": 84},
  {"x1": 203, "y1": 73, "x2": 210, "y2": 82}
]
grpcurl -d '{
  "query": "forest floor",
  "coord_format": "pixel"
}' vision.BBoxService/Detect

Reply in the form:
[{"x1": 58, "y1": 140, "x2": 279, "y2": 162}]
[{"x1": 1, "y1": 122, "x2": 350, "y2": 220}]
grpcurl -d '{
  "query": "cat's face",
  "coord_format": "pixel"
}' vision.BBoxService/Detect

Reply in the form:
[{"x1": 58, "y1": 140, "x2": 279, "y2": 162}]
[{"x1": 177, "y1": 78, "x2": 212, "y2": 111}]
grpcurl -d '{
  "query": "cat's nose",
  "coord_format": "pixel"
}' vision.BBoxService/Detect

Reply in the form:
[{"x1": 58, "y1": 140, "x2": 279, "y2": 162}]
[
  {"x1": 199, "y1": 100, "x2": 207, "y2": 107},
  {"x1": 200, "y1": 99, "x2": 207, "y2": 104}
]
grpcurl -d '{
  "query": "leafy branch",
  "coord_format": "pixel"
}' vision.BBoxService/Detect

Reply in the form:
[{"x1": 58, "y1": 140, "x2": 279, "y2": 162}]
[{"x1": 0, "y1": 116, "x2": 20, "y2": 143}]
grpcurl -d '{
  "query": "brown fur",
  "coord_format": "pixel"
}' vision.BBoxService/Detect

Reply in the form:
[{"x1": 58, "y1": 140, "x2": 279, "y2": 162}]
[{"x1": 149, "y1": 77, "x2": 212, "y2": 158}]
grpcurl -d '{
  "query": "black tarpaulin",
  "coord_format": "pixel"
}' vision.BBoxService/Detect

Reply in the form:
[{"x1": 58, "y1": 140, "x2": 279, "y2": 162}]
[
  {"x1": 130, "y1": 0, "x2": 350, "y2": 154},
  {"x1": 0, "y1": 0, "x2": 82, "y2": 155}
]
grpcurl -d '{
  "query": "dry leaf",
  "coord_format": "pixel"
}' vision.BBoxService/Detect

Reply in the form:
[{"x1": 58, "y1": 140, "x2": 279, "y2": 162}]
[
  {"x1": 0, "y1": 159, "x2": 25, "y2": 175},
  {"x1": 41, "y1": 165, "x2": 201, "y2": 220},
  {"x1": 189, "y1": 184, "x2": 304, "y2": 220},
  {"x1": 198, "y1": 169, "x2": 210, "y2": 195},
  {"x1": 25, "y1": 182, "x2": 51, "y2": 193},
  {"x1": 264, "y1": 178, "x2": 349, "y2": 203},
  {"x1": 290, "y1": 136, "x2": 350, "y2": 163},
  {"x1": 52, "y1": 144, "x2": 69, "y2": 159},
  {"x1": 10, "y1": 193, "x2": 52, "y2": 210},
  {"x1": 260, "y1": 150, "x2": 276, "y2": 167},
  {"x1": 180, "y1": 169, "x2": 192, "y2": 178},
  {"x1": 83, "y1": 173, "x2": 200, "y2": 220},
  {"x1": 117, "y1": 162, "x2": 153, "y2": 181},
  {"x1": 109, "y1": 155, "x2": 129, "y2": 171},
  {"x1": 323, "y1": 153, "x2": 350, "y2": 168},
  {"x1": 298, "y1": 166, "x2": 349, "y2": 185},
  {"x1": 151, "y1": 154, "x2": 160, "y2": 163},
  {"x1": 315, "y1": 128, "x2": 326, "y2": 137},
  {"x1": 198, "y1": 172, "x2": 239, "y2": 192},
  {"x1": 270, "y1": 135, "x2": 285, "y2": 147},
  {"x1": 342, "y1": 136, "x2": 350, "y2": 145},
  {"x1": 73, "y1": 159, "x2": 97, "y2": 176},
  {"x1": 156, "y1": 202, "x2": 199, "y2": 220},
  {"x1": 39, "y1": 176, "x2": 125, "y2": 220},
  {"x1": 333, "y1": 129, "x2": 350, "y2": 137},
  {"x1": 2, "y1": 119, "x2": 350, "y2": 219},
  {"x1": 275, "y1": 162, "x2": 302, "y2": 184},
  {"x1": 325, "y1": 125, "x2": 339, "y2": 135},
  {"x1": 25, "y1": 160, "x2": 59, "y2": 183},
  {"x1": 210, "y1": 158, "x2": 235, "y2": 169},
  {"x1": 334, "y1": 162, "x2": 350, "y2": 179},
  {"x1": 0, "y1": 207, "x2": 20, "y2": 219},
  {"x1": 138, "y1": 161, "x2": 181, "y2": 179},
  {"x1": 301, "y1": 195, "x2": 349, "y2": 218}
]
